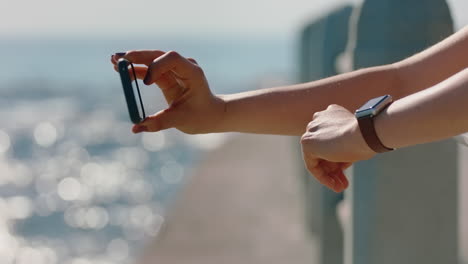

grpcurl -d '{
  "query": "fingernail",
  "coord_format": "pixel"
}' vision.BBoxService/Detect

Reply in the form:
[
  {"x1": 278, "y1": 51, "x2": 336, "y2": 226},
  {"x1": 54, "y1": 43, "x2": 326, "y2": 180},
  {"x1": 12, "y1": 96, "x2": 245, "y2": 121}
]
[{"x1": 115, "y1": 52, "x2": 126, "y2": 56}]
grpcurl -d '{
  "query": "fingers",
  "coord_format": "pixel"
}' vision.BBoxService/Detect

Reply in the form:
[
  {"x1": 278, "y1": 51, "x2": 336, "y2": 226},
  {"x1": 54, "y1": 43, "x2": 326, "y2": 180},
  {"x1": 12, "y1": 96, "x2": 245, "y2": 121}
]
[
  {"x1": 143, "y1": 51, "x2": 201, "y2": 85},
  {"x1": 113, "y1": 62, "x2": 185, "y2": 104},
  {"x1": 332, "y1": 169, "x2": 349, "y2": 191},
  {"x1": 111, "y1": 54, "x2": 117, "y2": 65},
  {"x1": 112, "y1": 51, "x2": 198, "y2": 104},
  {"x1": 303, "y1": 153, "x2": 336, "y2": 190},
  {"x1": 132, "y1": 107, "x2": 179, "y2": 133},
  {"x1": 320, "y1": 160, "x2": 349, "y2": 192},
  {"x1": 305, "y1": 159, "x2": 335, "y2": 190},
  {"x1": 112, "y1": 50, "x2": 199, "y2": 82},
  {"x1": 304, "y1": 155, "x2": 349, "y2": 192},
  {"x1": 187, "y1": 58, "x2": 198, "y2": 65},
  {"x1": 112, "y1": 65, "x2": 147, "y2": 80},
  {"x1": 113, "y1": 50, "x2": 166, "y2": 66},
  {"x1": 156, "y1": 71, "x2": 186, "y2": 104},
  {"x1": 340, "y1": 162, "x2": 353, "y2": 170}
]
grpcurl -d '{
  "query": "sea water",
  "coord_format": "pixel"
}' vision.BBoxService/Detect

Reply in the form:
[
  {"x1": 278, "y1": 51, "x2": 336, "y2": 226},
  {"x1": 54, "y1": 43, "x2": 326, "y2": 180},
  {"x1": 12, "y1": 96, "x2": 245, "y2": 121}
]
[{"x1": 0, "y1": 34, "x2": 294, "y2": 264}]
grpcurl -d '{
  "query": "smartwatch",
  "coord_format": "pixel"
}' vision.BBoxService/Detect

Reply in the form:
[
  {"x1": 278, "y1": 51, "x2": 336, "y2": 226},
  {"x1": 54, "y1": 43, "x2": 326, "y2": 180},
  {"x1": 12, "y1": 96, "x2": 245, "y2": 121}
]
[{"x1": 355, "y1": 95, "x2": 394, "y2": 153}]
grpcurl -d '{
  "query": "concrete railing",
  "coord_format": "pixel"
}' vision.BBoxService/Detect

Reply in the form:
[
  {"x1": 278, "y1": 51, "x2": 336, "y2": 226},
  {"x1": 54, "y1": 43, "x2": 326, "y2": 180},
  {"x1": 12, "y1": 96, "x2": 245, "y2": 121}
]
[
  {"x1": 298, "y1": 6, "x2": 353, "y2": 264},
  {"x1": 299, "y1": 1, "x2": 457, "y2": 263}
]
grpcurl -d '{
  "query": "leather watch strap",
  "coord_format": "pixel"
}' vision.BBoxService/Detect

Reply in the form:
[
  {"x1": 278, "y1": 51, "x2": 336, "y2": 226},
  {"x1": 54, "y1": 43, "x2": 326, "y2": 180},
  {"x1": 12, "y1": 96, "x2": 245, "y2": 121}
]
[{"x1": 357, "y1": 116, "x2": 393, "y2": 153}]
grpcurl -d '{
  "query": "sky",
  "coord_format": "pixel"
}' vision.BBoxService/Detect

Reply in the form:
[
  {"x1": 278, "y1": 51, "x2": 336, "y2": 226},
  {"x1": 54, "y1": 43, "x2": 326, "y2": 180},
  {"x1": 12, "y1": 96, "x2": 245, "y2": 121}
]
[
  {"x1": 0, "y1": 0, "x2": 347, "y2": 37},
  {"x1": 1, "y1": 0, "x2": 467, "y2": 38}
]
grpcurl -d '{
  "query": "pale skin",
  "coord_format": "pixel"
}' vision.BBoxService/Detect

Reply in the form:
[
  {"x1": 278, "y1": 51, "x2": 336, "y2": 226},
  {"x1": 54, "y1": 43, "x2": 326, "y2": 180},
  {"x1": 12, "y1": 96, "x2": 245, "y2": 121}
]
[
  {"x1": 303, "y1": 69, "x2": 468, "y2": 191},
  {"x1": 111, "y1": 26, "x2": 468, "y2": 193}
]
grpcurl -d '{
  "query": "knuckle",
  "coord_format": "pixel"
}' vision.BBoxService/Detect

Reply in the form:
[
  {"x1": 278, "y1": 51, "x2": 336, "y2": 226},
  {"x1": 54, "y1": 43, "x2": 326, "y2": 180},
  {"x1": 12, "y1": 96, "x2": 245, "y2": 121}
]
[
  {"x1": 122, "y1": 50, "x2": 138, "y2": 62},
  {"x1": 125, "y1": 50, "x2": 138, "y2": 57},
  {"x1": 166, "y1": 50, "x2": 182, "y2": 59},
  {"x1": 312, "y1": 111, "x2": 320, "y2": 119},
  {"x1": 150, "y1": 58, "x2": 159, "y2": 66},
  {"x1": 191, "y1": 64, "x2": 204, "y2": 75},
  {"x1": 187, "y1": 57, "x2": 198, "y2": 64}
]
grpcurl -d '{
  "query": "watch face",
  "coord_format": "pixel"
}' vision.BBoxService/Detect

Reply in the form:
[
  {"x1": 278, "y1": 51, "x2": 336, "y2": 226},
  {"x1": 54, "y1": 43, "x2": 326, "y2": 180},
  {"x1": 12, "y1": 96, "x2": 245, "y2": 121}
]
[{"x1": 355, "y1": 95, "x2": 393, "y2": 118}]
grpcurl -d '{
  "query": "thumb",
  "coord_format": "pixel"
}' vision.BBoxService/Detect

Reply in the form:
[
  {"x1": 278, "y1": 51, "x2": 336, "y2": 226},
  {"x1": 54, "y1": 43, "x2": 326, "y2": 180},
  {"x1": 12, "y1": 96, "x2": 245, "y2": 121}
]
[{"x1": 132, "y1": 108, "x2": 178, "y2": 133}]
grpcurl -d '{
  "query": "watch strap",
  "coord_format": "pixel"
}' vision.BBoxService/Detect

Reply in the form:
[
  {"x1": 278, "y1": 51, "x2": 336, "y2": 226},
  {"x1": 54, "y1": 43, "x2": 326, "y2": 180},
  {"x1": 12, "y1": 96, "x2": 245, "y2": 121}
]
[{"x1": 357, "y1": 116, "x2": 393, "y2": 153}]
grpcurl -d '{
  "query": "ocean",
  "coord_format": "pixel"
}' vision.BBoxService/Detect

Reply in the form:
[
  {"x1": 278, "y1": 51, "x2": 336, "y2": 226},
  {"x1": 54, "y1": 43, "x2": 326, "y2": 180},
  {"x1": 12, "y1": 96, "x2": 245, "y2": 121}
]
[{"x1": 0, "y1": 34, "x2": 295, "y2": 264}]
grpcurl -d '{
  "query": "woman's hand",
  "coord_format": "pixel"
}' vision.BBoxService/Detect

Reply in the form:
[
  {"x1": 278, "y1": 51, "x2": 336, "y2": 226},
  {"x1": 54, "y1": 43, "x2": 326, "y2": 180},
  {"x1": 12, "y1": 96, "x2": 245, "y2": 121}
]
[
  {"x1": 111, "y1": 50, "x2": 226, "y2": 134},
  {"x1": 300, "y1": 104, "x2": 376, "y2": 192}
]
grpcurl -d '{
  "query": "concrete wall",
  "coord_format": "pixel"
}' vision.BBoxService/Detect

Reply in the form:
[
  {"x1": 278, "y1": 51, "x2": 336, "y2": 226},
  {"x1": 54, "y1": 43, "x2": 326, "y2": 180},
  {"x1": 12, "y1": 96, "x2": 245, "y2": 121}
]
[{"x1": 346, "y1": 0, "x2": 457, "y2": 263}]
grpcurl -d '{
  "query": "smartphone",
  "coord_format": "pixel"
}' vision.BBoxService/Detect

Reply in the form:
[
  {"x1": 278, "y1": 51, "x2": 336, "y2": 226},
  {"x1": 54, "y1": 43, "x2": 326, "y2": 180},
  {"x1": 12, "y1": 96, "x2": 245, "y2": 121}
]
[{"x1": 117, "y1": 58, "x2": 146, "y2": 124}]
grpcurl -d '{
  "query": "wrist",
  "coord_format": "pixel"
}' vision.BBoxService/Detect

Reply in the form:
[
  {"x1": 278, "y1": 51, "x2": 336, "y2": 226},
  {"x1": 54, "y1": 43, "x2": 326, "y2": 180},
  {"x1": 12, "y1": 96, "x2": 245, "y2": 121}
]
[
  {"x1": 373, "y1": 102, "x2": 396, "y2": 149},
  {"x1": 355, "y1": 95, "x2": 394, "y2": 153},
  {"x1": 351, "y1": 118, "x2": 378, "y2": 156},
  {"x1": 211, "y1": 94, "x2": 229, "y2": 133}
]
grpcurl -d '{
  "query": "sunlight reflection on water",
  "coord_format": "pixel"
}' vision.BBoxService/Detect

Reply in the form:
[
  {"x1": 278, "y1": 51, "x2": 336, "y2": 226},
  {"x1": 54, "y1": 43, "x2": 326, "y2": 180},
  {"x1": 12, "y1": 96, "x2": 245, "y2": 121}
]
[
  {"x1": 0, "y1": 130, "x2": 11, "y2": 153},
  {"x1": 0, "y1": 84, "x2": 228, "y2": 264},
  {"x1": 34, "y1": 122, "x2": 58, "y2": 148}
]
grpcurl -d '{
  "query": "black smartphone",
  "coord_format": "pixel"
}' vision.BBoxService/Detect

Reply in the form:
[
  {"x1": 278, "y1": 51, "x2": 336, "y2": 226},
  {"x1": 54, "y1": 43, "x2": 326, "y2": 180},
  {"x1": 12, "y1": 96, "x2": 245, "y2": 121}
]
[{"x1": 117, "y1": 58, "x2": 146, "y2": 124}]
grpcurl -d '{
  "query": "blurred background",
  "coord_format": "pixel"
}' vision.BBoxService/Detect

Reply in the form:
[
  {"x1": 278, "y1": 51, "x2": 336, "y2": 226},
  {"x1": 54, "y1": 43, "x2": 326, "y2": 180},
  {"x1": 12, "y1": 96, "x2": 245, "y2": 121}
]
[{"x1": 1, "y1": 0, "x2": 468, "y2": 264}]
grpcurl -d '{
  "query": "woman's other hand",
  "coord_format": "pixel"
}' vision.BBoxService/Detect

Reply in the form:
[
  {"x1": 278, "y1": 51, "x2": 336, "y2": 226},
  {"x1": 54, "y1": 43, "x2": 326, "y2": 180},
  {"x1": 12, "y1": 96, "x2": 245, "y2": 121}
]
[{"x1": 300, "y1": 104, "x2": 375, "y2": 192}]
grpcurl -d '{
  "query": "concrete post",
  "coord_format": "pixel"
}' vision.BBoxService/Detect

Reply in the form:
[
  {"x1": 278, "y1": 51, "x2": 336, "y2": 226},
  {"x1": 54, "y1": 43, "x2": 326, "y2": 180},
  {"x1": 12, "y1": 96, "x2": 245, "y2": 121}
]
[
  {"x1": 346, "y1": 1, "x2": 457, "y2": 263},
  {"x1": 298, "y1": 6, "x2": 353, "y2": 264}
]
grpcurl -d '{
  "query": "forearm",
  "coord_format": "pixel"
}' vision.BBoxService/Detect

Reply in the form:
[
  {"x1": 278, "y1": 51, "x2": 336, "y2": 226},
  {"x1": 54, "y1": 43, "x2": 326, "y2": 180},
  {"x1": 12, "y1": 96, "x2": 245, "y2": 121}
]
[
  {"x1": 218, "y1": 65, "x2": 401, "y2": 135},
  {"x1": 375, "y1": 68, "x2": 468, "y2": 149},
  {"x1": 394, "y1": 26, "x2": 468, "y2": 95},
  {"x1": 213, "y1": 26, "x2": 468, "y2": 136}
]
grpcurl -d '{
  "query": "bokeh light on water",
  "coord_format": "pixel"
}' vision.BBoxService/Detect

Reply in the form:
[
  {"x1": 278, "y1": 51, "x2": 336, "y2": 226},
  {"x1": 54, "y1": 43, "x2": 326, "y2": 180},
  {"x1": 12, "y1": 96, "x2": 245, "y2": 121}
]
[
  {"x1": 0, "y1": 130, "x2": 11, "y2": 153},
  {"x1": 34, "y1": 122, "x2": 58, "y2": 148},
  {"x1": 0, "y1": 32, "x2": 292, "y2": 264},
  {"x1": 0, "y1": 79, "x2": 221, "y2": 263}
]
